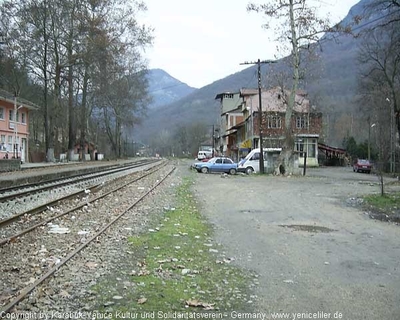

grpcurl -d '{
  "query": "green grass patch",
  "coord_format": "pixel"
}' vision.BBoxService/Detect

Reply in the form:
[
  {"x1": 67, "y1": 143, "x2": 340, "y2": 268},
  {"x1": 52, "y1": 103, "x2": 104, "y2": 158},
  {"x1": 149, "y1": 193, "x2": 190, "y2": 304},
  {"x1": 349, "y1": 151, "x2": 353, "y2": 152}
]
[
  {"x1": 364, "y1": 193, "x2": 400, "y2": 211},
  {"x1": 94, "y1": 176, "x2": 254, "y2": 315}
]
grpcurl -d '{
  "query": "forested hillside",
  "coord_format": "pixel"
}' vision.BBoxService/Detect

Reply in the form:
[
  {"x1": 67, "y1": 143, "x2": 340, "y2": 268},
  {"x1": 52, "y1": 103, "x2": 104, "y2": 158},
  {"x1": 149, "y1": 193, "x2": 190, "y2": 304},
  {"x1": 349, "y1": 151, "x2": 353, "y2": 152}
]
[
  {"x1": 147, "y1": 69, "x2": 197, "y2": 109},
  {"x1": 134, "y1": 0, "x2": 379, "y2": 148}
]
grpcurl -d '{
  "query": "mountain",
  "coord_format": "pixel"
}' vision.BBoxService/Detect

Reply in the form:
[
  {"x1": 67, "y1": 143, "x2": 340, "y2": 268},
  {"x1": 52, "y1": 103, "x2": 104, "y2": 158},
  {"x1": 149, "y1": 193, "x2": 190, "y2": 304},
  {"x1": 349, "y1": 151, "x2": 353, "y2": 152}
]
[
  {"x1": 136, "y1": 0, "x2": 382, "y2": 146},
  {"x1": 147, "y1": 69, "x2": 197, "y2": 108}
]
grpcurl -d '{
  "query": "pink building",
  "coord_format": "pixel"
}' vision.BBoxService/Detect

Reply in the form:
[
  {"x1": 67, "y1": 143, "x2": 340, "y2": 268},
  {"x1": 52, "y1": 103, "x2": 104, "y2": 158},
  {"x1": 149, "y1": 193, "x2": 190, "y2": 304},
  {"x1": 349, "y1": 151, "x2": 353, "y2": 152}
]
[{"x1": 0, "y1": 90, "x2": 39, "y2": 162}]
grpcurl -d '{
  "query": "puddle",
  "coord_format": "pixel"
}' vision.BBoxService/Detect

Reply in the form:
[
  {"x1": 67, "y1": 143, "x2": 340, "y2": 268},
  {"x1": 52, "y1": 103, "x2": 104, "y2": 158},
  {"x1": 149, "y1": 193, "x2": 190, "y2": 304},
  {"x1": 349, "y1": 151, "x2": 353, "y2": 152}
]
[{"x1": 280, "y1": 224, "x2": 336, "y2": 233}]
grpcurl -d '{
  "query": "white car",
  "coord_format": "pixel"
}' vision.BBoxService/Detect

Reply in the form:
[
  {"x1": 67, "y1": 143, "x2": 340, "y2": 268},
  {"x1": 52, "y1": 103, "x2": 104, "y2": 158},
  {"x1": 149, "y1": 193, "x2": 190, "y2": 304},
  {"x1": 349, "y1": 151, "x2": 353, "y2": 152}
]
[
  {"x1": 238, "y1": 148, "x2": 281, "y2": 174},
  {"x1": 197, "y1": 151, "x2": 212, "y2": 160}
]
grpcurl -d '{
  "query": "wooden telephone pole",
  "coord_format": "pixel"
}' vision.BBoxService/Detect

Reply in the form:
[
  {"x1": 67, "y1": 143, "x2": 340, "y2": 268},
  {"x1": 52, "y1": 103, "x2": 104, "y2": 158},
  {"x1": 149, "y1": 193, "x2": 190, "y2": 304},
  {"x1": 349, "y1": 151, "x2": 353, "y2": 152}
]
[{"x1": 240, "y1": 59, "x2": 276, "y2": 173}]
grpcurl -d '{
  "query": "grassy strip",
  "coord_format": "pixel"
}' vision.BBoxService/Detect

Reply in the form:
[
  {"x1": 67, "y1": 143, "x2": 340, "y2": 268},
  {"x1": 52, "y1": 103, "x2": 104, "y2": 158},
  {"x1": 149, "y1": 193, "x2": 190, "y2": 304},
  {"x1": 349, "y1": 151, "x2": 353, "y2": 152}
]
[
  {"x1": 364, "y1": 193, "x2": 400, "y2": 211},
  {"x1": 100, "y1": 176, "x2": 253, "y2": 314}
]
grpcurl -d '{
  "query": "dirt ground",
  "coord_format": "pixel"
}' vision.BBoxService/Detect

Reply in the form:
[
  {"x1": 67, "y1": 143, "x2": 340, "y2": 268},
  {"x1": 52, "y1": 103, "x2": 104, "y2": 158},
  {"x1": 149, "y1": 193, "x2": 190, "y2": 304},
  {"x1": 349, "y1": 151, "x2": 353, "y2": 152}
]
[{"x1": 186, "y1": 162, "x2": 400, "y2": 320}]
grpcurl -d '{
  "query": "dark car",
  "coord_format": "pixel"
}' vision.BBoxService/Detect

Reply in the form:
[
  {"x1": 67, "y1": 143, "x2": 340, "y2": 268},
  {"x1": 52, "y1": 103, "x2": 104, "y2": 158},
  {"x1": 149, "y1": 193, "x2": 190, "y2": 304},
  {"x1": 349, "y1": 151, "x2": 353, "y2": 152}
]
[
  {"x1": 192, "y1": 157, "x2": 237, "y2": 174},
  {"x1": 353, "y1": 159, "x2": 372, "y2": 173}
]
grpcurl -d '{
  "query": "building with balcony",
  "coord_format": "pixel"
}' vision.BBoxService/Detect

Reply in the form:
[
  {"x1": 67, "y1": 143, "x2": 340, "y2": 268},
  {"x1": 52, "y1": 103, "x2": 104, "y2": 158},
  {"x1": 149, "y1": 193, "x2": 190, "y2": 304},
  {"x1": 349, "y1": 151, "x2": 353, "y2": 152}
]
[{"x1": 216, "y1": 87, "x2": 323, "y2": 167}]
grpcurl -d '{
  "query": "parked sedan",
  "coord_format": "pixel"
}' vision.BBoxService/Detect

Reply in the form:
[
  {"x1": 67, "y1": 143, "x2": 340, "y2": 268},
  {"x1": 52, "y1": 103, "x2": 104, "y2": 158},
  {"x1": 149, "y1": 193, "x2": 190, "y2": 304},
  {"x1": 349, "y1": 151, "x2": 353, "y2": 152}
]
[
  {"x1": 353, "y1": 159, "x2": 372, "y2": 173},
  {"x1": 193, "y1": 157, "x2": 237, "y2": 174}
]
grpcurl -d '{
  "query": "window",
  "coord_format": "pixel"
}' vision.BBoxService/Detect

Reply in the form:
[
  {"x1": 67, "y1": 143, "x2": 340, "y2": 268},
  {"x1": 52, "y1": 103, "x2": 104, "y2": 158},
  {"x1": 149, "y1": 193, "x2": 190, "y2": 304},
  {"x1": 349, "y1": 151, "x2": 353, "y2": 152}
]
[
  {"x1": 7, "y1": 135, "x2": 13, "y2": 152},
  {"x1": 296, "y1": 115, "x2": 308, "y2": 129},
  {"x1": 223, "y1": 94, "x2": 234, "y2": 99},
  {"x1": 1, "y1": 135, "x2": 5, "y2": 151},
  {"x1": 216, "y1": 158, "x2": 223, "y2": 164},
  {"x1": 0, "y1": 107, "x2": 4, "y2": 120},
  {"x1": 295, "y1": 138, "x2": 316, "y2": 158},
  {"x1": 21, "y1": 112, "x2": 26, "y2": 124},
  {"x1": 296, "y1": 141, "x2": 305, "y2": 156},
  {"x1": 223, "y1": 159, "x2": 233, "y2": 164},
  {"x1": 9, "y1": 110, "x2": 13, "y2": 121},
  {"x1": 251, "y1": 152, "x2": 260, "y2": 161},
  {"x1": 267, "y1": 115, "x2": 282, "y2": 129},
  {"x1": 308, "y1": 142, "x2": 316, "y2": 158}
]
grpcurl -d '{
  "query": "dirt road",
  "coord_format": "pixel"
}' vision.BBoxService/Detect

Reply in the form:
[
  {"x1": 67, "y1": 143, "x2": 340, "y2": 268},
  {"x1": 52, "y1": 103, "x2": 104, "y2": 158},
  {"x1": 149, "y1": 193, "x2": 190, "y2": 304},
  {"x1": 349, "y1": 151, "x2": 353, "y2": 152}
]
[{"x1": 190, "y1": 165, "x2": 400, "y2": 319}]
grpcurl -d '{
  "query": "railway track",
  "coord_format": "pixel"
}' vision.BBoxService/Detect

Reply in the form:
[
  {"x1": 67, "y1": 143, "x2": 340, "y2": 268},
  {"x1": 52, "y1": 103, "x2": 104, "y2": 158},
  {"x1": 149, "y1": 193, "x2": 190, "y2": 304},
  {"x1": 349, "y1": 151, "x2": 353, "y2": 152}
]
[
  {"x1": 0, "y1": 159, "x2": 161, "y2": 222},
  {"x1": 0, "y1": 162, "x2": 165, "y2": 244},
  {"x1": 0, "y1": 159, "x2": 158, "y2": 202},
  {"x1": 0, "y1": 163, "x2": 176, "y2": 313}
]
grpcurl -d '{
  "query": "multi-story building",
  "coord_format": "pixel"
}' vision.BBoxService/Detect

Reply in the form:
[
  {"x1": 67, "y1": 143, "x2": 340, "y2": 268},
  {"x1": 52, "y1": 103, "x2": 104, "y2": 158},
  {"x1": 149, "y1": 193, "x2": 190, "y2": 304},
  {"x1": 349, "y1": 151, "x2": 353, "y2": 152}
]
[
  {"x1": 0, "y1": 89, "x2": 39, "y2": 162},
  {"x1": 214, "y1": 92, "x2": 243, "y2": 161},
  {"x1": 216, "y1": 87, "x2": 323, "y2": 167}
]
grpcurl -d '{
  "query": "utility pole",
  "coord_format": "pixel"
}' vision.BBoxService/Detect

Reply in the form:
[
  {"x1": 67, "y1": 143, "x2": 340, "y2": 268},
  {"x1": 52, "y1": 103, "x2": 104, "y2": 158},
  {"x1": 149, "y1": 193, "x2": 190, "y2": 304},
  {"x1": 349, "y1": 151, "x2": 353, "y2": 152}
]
[
  {"x1": 240, "y1": 59, "x2": 276, "y2": 173},
  {"x1": 387, "y1": 97, "x2": 394, "y2": 174},
  {"x1": 212, "y1": 124, "x2": 215, "y2": 158}
]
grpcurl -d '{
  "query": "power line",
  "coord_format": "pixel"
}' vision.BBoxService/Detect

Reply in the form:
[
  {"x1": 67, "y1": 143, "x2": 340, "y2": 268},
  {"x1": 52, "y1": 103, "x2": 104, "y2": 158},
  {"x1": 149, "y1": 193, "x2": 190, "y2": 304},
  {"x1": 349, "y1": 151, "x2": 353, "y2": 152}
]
[
  {"x1": 350, "y1": 8, "x2": 399, "y2": 32},
  {"x1": 317, "y1": 9, "x2": 400, "y2": 47}
]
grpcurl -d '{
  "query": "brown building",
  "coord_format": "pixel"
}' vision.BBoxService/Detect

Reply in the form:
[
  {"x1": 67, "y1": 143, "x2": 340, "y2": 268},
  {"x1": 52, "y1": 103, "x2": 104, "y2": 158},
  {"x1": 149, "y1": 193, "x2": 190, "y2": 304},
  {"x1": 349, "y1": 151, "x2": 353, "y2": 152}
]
[{"x1": 216, "y1": 87, "x2": 323, "y2": 166}]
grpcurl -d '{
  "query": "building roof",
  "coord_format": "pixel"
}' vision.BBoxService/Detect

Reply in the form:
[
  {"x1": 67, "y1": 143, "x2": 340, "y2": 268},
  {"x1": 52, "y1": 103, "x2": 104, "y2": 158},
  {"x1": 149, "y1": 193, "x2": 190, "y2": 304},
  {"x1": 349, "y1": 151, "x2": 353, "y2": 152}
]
[
  {"x1": 240, "y1": 88, "x2": 258, "y2": 96},
  {"x1": 215, "y1": 91, "x2": 239, "y2": 100},
  {"x1": 240, "y1": 87, "x2": 308, "y2": 97},
  {"x1": 240, "y1": 86, "x2": 311, "y2": 113},
  {"x1": 0, "y1": 89, "x2": 40, "y2": 110}
]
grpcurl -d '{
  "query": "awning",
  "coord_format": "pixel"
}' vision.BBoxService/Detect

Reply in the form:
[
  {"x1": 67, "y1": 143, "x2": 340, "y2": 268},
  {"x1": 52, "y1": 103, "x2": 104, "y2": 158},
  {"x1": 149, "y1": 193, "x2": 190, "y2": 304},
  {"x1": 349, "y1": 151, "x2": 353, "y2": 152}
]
[
  {"x1": 240, "y1": 140, "x2": 252, "y2": 148},
  {"x1": 318, "y1": 143, "x2": 346, "y2": 154}
]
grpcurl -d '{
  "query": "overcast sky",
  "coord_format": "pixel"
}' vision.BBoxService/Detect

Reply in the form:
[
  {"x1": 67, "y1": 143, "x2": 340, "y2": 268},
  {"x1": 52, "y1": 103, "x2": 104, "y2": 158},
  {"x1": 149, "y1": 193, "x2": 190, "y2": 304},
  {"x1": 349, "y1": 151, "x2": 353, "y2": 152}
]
[{"x1": 139, "y1": 0, "x2": 361, "y2": 88}]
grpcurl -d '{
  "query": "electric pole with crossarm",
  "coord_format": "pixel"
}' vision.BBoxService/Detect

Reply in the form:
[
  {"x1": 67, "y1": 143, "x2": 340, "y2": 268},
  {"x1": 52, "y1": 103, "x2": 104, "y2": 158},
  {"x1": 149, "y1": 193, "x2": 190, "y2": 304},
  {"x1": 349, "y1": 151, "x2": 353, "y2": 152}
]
[{"x1": 240, "y1": 59, "x2": 276, "y2": 174}]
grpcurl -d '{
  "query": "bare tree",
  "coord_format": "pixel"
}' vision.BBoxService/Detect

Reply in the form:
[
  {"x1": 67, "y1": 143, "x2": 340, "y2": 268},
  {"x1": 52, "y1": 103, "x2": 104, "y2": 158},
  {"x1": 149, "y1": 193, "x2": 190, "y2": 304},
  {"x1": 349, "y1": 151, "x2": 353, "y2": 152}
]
[
  {"x1": 150, "y1": 129, "x2": 173, "y2": 157},
  {"x1": 1, "y1": 0, "x2": 152, "y2": 161},
  {"x1": 100, "y1": 70, "x2": 149, "y2": 157},
  {"x1": 86, "y1": 0, "x2": 152, "y2": 158},
  {"x1": 155, "y1": 123, "x2": 210, "y2": 158},
  {"x1": 248, "y1": 0, "x2": 336, "y2": 175},
  {"x1": 357, "y1": 19, "x2": 400, "y2": 174}
]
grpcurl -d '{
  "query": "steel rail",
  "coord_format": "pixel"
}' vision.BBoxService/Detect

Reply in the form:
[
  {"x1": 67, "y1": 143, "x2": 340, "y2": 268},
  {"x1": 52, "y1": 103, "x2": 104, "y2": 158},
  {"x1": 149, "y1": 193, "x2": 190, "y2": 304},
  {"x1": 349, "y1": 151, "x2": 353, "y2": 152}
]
[
  {"x1": 0, "y1": 160, "x2": 152, "y2": 194},
  {"x1": 0, "y1": 159, "x2": 160, "y2": 202},
  {"x1": 0, "y1": 184, "x2": 102, "y2": 228},
  {"x1": 0, "y1": 163, "x2": 165, "y2": 246},
  {"x1": 0, "y1": 166, "x2": 176, "y2": 314},
  {"x1": 0, "y1": 161, "x2": 159, "y2": 227}
]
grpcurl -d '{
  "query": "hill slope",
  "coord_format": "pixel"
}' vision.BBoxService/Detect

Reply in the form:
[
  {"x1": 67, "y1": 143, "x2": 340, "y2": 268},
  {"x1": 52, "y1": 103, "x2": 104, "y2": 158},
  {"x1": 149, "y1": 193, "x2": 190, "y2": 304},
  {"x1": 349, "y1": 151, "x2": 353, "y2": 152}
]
[
  {"x1": 136, "y1": 0, "x2": 377, "y2": 146},
  {"x1": 147, "y1": 68, "x2": 197, "y2": 109}
]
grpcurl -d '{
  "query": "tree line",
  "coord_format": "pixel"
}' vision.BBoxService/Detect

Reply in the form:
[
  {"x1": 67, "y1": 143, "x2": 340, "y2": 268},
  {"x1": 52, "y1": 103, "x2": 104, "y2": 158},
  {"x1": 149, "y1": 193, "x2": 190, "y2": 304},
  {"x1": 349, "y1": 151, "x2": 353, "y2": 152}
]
[
  {"x1": 356, "y1": 0, "x2": 400, "y2": 172},
  {"x1": 0, "y1": 0, "x2": 152, "y2": 161}
]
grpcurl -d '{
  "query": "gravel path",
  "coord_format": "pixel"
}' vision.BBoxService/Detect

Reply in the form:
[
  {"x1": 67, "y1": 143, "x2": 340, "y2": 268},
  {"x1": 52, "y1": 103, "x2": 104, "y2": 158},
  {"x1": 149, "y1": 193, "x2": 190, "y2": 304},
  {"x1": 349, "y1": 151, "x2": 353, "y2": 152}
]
[
  {"x1": 0, "y1": 162, "x2": 176, "y2": 312},
  {"x1": 2, "y1": 160, "x2": 399, "y2": 319},
  {"x1": 191, "y1": 164, "x2": 400, "y2": 320}
]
